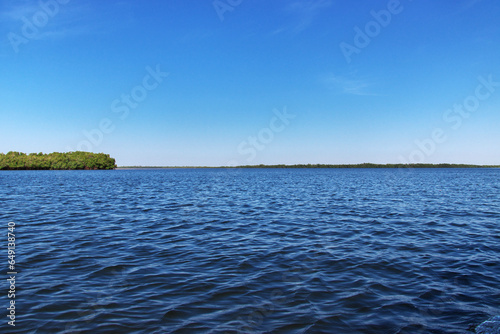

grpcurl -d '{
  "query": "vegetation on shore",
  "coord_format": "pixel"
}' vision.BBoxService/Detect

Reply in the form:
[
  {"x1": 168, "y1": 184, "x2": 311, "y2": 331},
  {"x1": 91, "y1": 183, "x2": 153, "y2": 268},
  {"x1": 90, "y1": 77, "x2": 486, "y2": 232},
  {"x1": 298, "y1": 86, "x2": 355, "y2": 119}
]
[
  {"x1": 117, "y1": 163, "x2": 500, "y2": 169},
  {"x1": 235, "y1": 163, "x2": 500, "y2": 168},
  {"x1": 0, "y1": 151, "x2": 116, "y2": 170}
]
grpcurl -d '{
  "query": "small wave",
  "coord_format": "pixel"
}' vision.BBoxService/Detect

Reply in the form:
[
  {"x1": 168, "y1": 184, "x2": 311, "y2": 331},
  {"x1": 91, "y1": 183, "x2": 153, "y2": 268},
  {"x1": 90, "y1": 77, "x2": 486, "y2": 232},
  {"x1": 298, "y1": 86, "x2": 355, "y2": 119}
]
[{"x1": 476, "y1": 316, "x2": 500, "y2": 334}]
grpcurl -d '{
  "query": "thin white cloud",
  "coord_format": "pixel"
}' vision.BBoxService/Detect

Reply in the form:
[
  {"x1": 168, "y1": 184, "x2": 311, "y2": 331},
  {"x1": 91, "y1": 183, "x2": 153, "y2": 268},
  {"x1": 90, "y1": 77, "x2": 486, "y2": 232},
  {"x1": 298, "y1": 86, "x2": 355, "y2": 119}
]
[
  {"x1": 34, "y1": 26, "x2": 92, "y2": 41},
  {"x1": 1, "y1": 3, "x2": 39, "y2": 21},
  {"x1": 452, "y1": 0, "x2": 484, "y2": 15},
  {"x1": 1, "y1": 1, "x2": 88, "y2": 37},
  {"x1": 273, "y1": 0, "x2": 333, "y2": 35},
  {"x1": 1, "y1": 1, "x2": 130, "y2": 43},
  {"x1": 324, "y1": 74, "x2": 379, "y2": 96},
  {"x1": 461, "y1": 0, "x2": 483, "y2": 10}
]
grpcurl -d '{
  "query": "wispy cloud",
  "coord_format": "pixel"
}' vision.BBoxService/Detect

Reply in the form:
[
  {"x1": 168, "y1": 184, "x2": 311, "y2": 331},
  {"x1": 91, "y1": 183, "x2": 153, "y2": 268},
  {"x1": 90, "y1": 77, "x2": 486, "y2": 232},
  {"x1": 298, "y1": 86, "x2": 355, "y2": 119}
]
[
  {"x1": 452, "y1": 0, "x2": 484, "y2": 15},
  {"x1": 1, "y1": 1, "x2": 132, "y2": 44},
  {"x1": 1, "y1": 2, "x2": 39, "y2": 21},
  {"x1": 323, "y1": 74, "x2": 379, "y2": 96},
  {"x1": 1, "y1": 1, "x2": 91, "y2": 40},
  {"x1": 273, "y1": 0, "x2": 333, "y2": 35},
  {"x1": 461, "y1": 0, "x2": 483, "y2": 10}
]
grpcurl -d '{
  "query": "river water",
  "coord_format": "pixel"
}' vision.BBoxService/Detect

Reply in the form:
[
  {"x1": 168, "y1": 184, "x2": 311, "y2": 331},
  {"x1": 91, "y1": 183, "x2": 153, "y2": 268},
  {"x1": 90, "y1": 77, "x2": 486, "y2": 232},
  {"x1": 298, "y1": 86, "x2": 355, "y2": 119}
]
[{"x1": 1, "y1": 168, "x2": 499, "y2": 333}]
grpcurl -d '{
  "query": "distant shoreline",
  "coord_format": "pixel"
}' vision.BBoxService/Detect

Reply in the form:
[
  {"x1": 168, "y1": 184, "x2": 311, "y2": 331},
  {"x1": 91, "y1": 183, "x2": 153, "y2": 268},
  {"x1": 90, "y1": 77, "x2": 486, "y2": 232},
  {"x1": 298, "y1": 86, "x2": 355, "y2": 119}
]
[{"x1": 116, "y1": 163, "x2": 500, "y2": 169}]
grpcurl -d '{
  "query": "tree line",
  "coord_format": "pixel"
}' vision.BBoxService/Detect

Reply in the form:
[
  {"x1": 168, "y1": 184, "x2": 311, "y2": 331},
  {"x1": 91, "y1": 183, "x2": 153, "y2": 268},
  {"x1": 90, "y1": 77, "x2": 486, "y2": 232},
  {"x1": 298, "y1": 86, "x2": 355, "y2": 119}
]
[
  {"x1": 236, "y1": 163, "x2": 500, "y2": 168},
  {"x1": 0, "y1": 152, "x2": 116, "y2": 170}
]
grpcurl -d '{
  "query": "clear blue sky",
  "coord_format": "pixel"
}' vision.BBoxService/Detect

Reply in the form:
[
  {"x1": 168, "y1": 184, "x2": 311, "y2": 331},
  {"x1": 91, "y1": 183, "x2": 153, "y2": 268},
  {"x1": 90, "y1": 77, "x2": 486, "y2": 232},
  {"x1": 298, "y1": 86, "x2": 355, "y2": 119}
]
[{"x1": 1, "y1": 0, "x2": 499, "y2": 166}]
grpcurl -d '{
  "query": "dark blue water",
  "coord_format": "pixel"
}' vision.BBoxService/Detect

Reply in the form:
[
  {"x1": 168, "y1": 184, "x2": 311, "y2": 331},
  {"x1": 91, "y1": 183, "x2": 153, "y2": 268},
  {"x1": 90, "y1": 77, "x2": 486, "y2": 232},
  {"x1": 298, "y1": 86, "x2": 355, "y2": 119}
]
[{"x1": 1, "y1": 168, "x2": 499, "y2": 333}]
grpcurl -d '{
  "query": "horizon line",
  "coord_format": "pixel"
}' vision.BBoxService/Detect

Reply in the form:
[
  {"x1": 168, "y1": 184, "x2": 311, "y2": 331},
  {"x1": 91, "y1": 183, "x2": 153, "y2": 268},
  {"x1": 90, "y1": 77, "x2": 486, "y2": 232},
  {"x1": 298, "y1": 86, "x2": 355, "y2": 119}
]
[{"x1": 116, "y1": 163, "x2": 500, "y2": 169}]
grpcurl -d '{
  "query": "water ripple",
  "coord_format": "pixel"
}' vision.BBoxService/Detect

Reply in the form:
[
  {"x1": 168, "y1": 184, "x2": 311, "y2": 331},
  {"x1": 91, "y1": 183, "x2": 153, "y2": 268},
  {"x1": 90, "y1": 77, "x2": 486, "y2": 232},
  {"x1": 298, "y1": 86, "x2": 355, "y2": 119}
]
[{"x1": 0, "y1": 168, "x2": 499, "y2": 333}]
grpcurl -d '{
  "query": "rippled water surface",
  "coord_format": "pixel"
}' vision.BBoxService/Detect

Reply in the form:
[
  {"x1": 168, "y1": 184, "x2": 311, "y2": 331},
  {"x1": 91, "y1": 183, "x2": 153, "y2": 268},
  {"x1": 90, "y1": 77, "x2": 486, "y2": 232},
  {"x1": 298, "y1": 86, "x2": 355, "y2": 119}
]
[{"x1": 1, "y1": 168, "x2": 499, "y2": 333}]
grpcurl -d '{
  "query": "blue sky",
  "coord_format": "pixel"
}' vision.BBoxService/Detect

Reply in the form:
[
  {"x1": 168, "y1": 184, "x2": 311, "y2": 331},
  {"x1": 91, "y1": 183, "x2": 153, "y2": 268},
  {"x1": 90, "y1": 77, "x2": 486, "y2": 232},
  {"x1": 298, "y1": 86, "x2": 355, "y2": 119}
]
[{"x1": 1, "y1": 0, "x2": 499, "y2": 166}]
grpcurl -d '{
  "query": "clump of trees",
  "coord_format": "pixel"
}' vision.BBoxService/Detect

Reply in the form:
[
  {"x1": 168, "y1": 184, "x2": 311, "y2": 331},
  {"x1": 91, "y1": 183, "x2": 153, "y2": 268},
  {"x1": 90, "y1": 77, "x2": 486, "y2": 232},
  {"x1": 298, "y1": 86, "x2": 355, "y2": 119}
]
[{"x1": 0, "y1": 151, "x2": 116, "y2": 170}]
